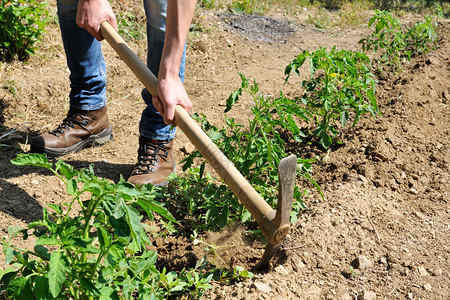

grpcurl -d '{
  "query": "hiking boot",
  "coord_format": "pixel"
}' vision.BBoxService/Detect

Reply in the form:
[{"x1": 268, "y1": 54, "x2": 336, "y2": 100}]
[
  {"x1": 127, "y1": 137, "x2": 175, "y2": 187},
  {"x1": 30, "y1": 106, "x2": 113, "y2": 157}
]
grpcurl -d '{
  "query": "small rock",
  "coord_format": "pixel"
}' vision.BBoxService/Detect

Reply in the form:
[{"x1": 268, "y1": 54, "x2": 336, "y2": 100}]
[
  {"x1": 306, "y1": 284, "x2": 321, "y2": 296},
  {"x1": 423, "y1": 283, "x2": 432, "y2": 291},
  {"x1": 275, "y1": 265, "x2": 289, "y2": 275},
  {"x1": 431, "y1": 268, "x2": 442, "y2": 276},
  {"x1": 340, "y1": 292, "x2": 352, "y2": 300},
  {"x1": 363, "y1": 290, "x2": 377, "y2": 300},
  {"x1": 251, "y1": 282, "x2": 271, "y2": 294},
  {"x1": 290, "y1": 257, "x2": 305, "y2": 271},
  {"x1": 380, "y1": 257, "x2": 387, "y2": 265},
  {"x1": 417, "y1": 266, "x2": 429, "y2": 276},
  {"x1": 354, "y1": 255, "x2": 372, "y2": 270},
  {"x1": 180, "y1": 143, "x2": 196, "y2": 154},
  {"x1": 407, "y1": 292, "x2": 414, "y2": 300},
  {"x1": 409, "y1": 188, "x2": 419, "y2": 194},
  {"x1": 31, "y1": 179, "x2": 39, "y2": 185},
  {"x1": 388, "y1": 263, "x2": 400, "y2": 270}
]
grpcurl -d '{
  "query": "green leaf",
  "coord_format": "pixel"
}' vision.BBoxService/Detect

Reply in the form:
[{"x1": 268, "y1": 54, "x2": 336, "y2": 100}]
[
  {"x1": 34, "y1": 276, "x2": 50, "y2": 300},
  {"x1": 55, "y1": 159, "x2": 77, "y2": 179},
  {"x1": 207, "y1": 128, "x2": 223, "y2": 141},
  {"x1": 11, "y1": 153, "x2": 52, "y2": 169},
  {"x1": 6, "y1": 276, "x2": 32, "y2": 300},
  {"x1": 80, "y1": 277, "x2": 101, "y2": 296},
  {"x1": 106, "y1": 243, "x2": 125, "y2": 267},
  {"x1": 36, "y1": 236, "x2": 60, "y2": 246},
  {"x1": 239, "y1": 72, "x2": 249, "y2": 89},
  {"x1": 116, "y1": 180, "x2": 140, "y2": 198},
  {"x1": 0, "y1": 269, "x2": 18, "y2": 290},
  {"x1": 136, "y1": 199, "x2": 177, "y2": 224},
  {"x1": 47, "y1": 203, "x2": 63, "y2": 214},
  {"x1": 66, "y1": 178, "x2": 77, "y2": 196},
  {"x1": 96, "y1": 224, "x2": 112, "y2": 251},
  {"x1": 33, "y1": 245, "x2": 51, "y2": 261},
  {"x1": 48, "y1": 251, "x2": 67, "y2": 298},
  {"x1": 121, "y1": 200, "x2": 149, "y2": 250},
  {"x1": 225, "y1": 89, "x2": 242, "y2": 113}
]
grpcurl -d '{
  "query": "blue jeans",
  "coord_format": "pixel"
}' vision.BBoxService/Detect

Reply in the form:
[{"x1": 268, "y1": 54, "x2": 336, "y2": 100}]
[{"x1": 56, "y1": 0, "x2": 185, "y2": 140}]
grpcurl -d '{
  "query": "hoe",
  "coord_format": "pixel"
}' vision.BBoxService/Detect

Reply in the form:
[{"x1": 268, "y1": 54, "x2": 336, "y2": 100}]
[{"x1": 101, "y1": 22, "x2": 297, "y2": 270}]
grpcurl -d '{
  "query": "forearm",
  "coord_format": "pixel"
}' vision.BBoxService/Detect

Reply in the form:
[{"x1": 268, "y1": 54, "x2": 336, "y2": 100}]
[{"x1": 158, "y1": 0, "x2": 196, "y2": 79}]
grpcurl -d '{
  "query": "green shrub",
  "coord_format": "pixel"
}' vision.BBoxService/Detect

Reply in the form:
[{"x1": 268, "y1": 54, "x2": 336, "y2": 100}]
[{"x1": 0, "y1": 0, "x2": 49, "y2": 61}]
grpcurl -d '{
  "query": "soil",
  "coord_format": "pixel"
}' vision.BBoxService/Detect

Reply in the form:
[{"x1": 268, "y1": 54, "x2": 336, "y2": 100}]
[{"x1": 0, "y1": 3, "x2": 449, "y2": 300}]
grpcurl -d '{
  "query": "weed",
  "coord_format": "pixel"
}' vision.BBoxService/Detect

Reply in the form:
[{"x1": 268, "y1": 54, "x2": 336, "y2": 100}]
[
  {"x1": 307, "y1": 1, "x2": 373, "y2": 29},
  {"x1": 198, "y1": 0, "x2": 216, "y2": 9},
  {"x1": 4, "y1": 80, "x2": 17, "y2": 97},
  {"x1": 230, "y1": 0, "x2": 266, "y2": 14},
  {"x1": 0, "y1": 0, "x2": 49, "y2": 61},
  {"x1": 116, "y1": 11, "x2": 146, "y2": 42},
  {"x1": 285, "y1": 47, "x2": 379, "y2": 149}
]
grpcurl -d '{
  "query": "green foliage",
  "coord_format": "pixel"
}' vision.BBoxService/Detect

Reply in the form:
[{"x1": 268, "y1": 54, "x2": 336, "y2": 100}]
[
  {"x1": 198, "y1": 0, "x2": 216, "y2": 9},
  {"x1": 310, "y1": 0, "x2": 348, "y2": 10},
  {"x1": 0, "y1": 153, "x2": 216, "y2": 299},
  {"x1": 307, "y1": 1, "x2": 373, "y2": 29},
  {"x1": 359, "y1": 10, "x2": 405, "y2": 71},
  {"x1": 405, "y1": 14, "x2": 438, "y2": 55},
  {"x1": 230, "y1": 0, "x2": 266, "y2": 14},
  {"x1": 285, "y1": 47, "x2": 379, "y2": 149},
  {"x1": 0, "y1": 0, "x2": 49, "y2": 61},
  {"x1": 359, "y1": 9, "x2": 438, "y2": 72},
  {"x1": 116, "y1": 11, "x2": 146, "y2": 42},
  {"x1": 174, "y1": 73, "x2": 320, "y2": 229}
]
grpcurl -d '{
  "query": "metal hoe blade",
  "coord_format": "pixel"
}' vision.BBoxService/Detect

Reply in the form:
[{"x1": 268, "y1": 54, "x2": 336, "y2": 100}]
[{"x1": 253, "y1": 154, "x2": 297, "y2": 270}]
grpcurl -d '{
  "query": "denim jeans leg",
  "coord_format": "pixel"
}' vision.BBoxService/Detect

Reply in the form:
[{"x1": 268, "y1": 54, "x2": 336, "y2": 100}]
[
  {"x1": 57, "y1": 0, "x2": 107, "y2": 111},
  {"x1": 140, "y1": 0, "x2": 186, "y2": 141}
]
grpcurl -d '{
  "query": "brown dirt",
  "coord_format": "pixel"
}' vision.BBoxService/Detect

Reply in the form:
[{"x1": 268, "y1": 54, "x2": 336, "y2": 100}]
[{"x1": 0, "y1": 3, "x2": 449, "y2": 300}]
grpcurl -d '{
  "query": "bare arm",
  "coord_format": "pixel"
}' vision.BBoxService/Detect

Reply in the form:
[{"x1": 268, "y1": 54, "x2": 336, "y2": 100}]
[
  {"x1": 153, "y1": 0, "x2": 196, "y2": 125},
  {"x1": 76, "y1": 0, "x2": 118, "y2": 41}
]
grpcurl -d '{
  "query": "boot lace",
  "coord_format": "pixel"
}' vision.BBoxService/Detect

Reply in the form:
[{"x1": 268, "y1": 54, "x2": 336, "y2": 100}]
[
  {"x1": 132, "y1": 140, "x2": 170, "y2": 175},
  {"x1": 49, "y1": 113, "x2": 90, "y2": 137}
]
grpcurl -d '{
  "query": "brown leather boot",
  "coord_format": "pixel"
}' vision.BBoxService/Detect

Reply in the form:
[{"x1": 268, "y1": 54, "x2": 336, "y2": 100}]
[
  {"x1": 30, "y1": 106, "x2": 113, "y2": 157},
  {"x1": 127, "y1": 137, "x2": 175, "y2": 187}
]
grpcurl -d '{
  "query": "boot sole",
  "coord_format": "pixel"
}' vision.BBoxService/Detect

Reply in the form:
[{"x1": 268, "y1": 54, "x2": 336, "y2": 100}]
[{"x1": 30, "y1": 127, "x2": 113, "y2": 157}]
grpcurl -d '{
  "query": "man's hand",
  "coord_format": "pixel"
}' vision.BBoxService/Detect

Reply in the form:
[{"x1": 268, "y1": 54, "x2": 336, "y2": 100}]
[
  {"x1": 76, "y1": 0, "x2": 118, "y2": 41},
  {"x1": 153, "y1": 74, "x2": 192, "y2": 125},
  {"x1": 153, "y1": 0, "x2": 196, "y2": 124}
]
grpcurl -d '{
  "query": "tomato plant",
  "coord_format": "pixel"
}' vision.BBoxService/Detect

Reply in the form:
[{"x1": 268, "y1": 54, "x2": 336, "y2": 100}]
[
  {"x1": 0, "y1": 154, "x2": 215, "y2": 299},
  {"x1": 285, "y1": 46, "x2": 379, "y2": 149},
  {"x1": 359, "y1": 9, "x2": 438, "y2": 72}
]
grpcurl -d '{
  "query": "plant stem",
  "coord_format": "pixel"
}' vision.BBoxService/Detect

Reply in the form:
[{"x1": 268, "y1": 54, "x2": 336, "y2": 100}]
[{"x1": 81, "y1": 193, "x2": 106, "y2": 263}]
